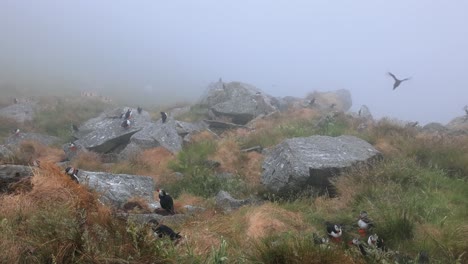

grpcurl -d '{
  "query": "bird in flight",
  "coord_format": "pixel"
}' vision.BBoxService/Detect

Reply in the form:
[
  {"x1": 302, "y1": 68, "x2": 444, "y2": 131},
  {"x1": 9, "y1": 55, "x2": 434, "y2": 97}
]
[{"x1": 388, "y1": 72, "x2": 411, "y2": 90}]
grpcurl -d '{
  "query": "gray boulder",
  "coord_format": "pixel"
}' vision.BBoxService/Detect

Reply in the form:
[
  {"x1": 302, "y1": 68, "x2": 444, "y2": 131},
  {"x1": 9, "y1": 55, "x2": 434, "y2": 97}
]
[
  {"x1": 119, "y1": 119, "x2": 183, "y2": 159},
  {"x1": 74, "y1": 107, "x2": 152, "y2": 153},
  {"x1": 4, "y1": 132, "x2": 61, "y2": 147},
  {"x1": 199, "y1": 81, "x2": 277, "y2": 125},
  {"x1": 215, "y1": 190, "x2": 260, "y2": 212},
  {"x1": 446, "y1": 116, "x2": 468, "y2": 132},
  {"x1": 357, "y1": 105, "x2": 373, "y2": 120},
  {"x1": 261, "y1": 135, "x2": 381, "y2": 195},
  {"x1": 0, "y1": 145, "x2": 14, "y2": 161},
  {"x1": 77, "y1": 170, "x2": 155, "y2": 209},
  {"x1": 0, "y1": 165, "x2": 34, "y2": 193},
  {"x1": 0, "y1": 102, "x2": 36, "y2": 123},
  {"x1": 422, "y1": 122, "x2": 448, "y2": 134},
  {"x1": 306, "y1": 89, "x2": 352, "y2": 112}
]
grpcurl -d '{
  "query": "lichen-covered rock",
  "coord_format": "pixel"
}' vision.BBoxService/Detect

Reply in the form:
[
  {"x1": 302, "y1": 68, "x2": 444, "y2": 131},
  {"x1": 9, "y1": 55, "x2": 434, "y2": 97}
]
[
  {"x1": 4, "y1": 132, "x2": 61, "y2": 147},
  {"x1": 199, "y1": 81, "x2": 278, "y2": 125},
  {"x1": 0, "y1": 102, "x2": 37, "y2": 123},
  {"x1": 215, "y1": 190, "x2": 260, "y2": 212},
  {"x1": 261, "y1": 135, "x2": 381, "y2": 196},
  {"x1": 77, "y1": 170, "x2": 155, "y2": 209}
]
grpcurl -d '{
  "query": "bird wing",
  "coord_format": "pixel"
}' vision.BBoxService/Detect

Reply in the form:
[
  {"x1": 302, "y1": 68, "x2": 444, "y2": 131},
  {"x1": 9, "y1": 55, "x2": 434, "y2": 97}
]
[
  {"x1": 401, "y1": 77, "x2": 412, "y2": 82},
  {"x1": 387, "y1": 72, "x2": 398, "y2": 81}
]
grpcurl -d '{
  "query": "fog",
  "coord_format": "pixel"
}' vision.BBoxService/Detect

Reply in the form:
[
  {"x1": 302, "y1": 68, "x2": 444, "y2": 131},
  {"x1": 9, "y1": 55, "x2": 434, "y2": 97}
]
[{"x1": 1, "y1": 1, "x2": 467, "y2": 124}]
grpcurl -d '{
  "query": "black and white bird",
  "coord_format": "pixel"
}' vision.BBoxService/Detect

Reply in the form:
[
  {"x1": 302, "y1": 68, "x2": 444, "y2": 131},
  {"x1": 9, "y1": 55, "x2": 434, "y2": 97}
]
[
  {"x1": 160, "y1": 112, "x2": 168, "y2": 123},
  {"x1": 367, "y1": 234, "x2": 385, "y2": 250},
  {"x1": 137, "y1": 106, "x2": 143, "y2": 114},
  {"x1": 158, "y1": 189, "x2": 175, "y2": 215},
  {"x1": 148, "y1": 219, "x2": 182, "y2": 241},
  {"x1": 13, "y1": 98, "x2": 18, "y2": 104},
  {"x1": 14, "y1": 128, "x2": 20, "y2": 136},
  {"x1": 68, "y1": 142, "x2": 77, "y2": 151},
  {"x1": 463, "y1": 105, "x2": 468, "y2": 116},
  {"x1": 349, "y1": 238, "x2": 367, "y2": 256},
  {"x1": 65, "y1": 167, "x2": 79, "y2": 183},
  {"x1": 124, "y1": 109, "x2": 132, "y2": 120},
  {"x1": 121, "y1": 119, "x2": 131, "y2": 128},
  {"x1": 388, "y1": 72, "x2": 411, "y2": 90},
  {"x1": 326, "y1": 222, "x2": 343, "y2": 242},
  {"x1": 309, "y1": 97, "x2": 316, "y2": 106},
  {"x1": 357, "y1": 211, "x2": 374, "y2": 237}
]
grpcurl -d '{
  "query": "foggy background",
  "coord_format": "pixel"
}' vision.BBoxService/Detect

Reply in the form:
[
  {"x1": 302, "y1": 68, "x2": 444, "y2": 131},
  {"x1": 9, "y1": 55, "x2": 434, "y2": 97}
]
[{"x1": 1, "y1": 1, "x2": 467, "y2": 125}]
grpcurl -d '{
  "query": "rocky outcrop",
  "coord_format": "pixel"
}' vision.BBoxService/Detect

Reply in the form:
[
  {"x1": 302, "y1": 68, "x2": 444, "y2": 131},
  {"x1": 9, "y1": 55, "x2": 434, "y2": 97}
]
[
  {"x1": 175, "y1": 120, "x2": 209, "y2": 143},
  {"x1": 0, "y1": 165, "x2": 34, "y2": 193},
  {"x1": 0, "y1": 102, "x2": 36, "y2": 123},
  {"x1": 77, "y1": 170, "x2": 155, "y2": 209},
  {"x1": 261, "y1": 135, "x2": 381, "y2": 196},
  {"x1": 357, "y1": 105, "x2": 373, "y2": 120},
  {"x1": 199, "y1": 81, "x2": 278, "y2": 125},
  {"x1": 306, "y1": 89, "x2": 352, "y2": 112},
  {"x1": 74, "y1": 107, "x2": 152, "y2": 153},
  {"x1": 446, "y1": 116, "x2": 468, "y2": 133},
  {"x1": 215, "y1": 190, "x2": 260, "y2": 212},
  {"x1": 0, "y1": 145, "x2": 14, "y2": 161},
  {"x1": 422, "y1": 122, "x2": 448, "y2": 134},
  {"x1": 4, "y1": 132, "x2": 62, "y2": 147}
]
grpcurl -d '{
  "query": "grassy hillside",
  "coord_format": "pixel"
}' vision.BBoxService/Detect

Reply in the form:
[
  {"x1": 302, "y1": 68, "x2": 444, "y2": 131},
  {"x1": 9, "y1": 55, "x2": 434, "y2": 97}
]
[{"x1": 0, "y1": 100, "x2": 467, "y2": 263}]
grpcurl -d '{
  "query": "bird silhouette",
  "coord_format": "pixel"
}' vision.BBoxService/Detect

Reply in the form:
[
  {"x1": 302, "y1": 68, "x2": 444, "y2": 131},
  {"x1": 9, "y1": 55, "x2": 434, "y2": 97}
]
[{"x1": 388, "y1": 72, "x2": 411, "y2": 90}]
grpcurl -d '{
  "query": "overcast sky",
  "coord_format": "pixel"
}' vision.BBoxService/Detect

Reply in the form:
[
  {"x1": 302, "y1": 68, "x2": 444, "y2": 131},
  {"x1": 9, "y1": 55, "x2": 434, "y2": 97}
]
[{"x1": 1, "y1": 1, "x2": 467, "y2": 124}]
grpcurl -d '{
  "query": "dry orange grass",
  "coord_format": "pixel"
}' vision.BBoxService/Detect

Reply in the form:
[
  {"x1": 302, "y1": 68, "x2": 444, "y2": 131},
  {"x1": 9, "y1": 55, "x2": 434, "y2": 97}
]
[
  {"x1": 138, "y1": 147, "x2": 175, "y2": 180},
  {"x1": 245, "y1": 203, "x2": 307, "y2": 239},
  {"x1": 239, "y1": 152, "x2": 263, "y2": 185},
  {"x1": 10, "y1": 141, "x2": 64, "y2": 165},
  {"x1": 374, "y1": 138, "x2": 401, "y2": 156},
  {"x1": 190, "y1": 130, "x2": 218, "y2": 142},
  {"x1": 72, "y1": 151, "x2": 105, "y2": 172},
  {"x1": 210, "y1": 137, "x2": 241, "y2": 173}
]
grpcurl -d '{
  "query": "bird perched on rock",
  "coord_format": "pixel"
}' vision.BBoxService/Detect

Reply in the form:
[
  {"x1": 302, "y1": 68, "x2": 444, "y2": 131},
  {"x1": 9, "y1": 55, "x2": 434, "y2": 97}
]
[
  {"x1": 357, "y1": 211, "x2": 374, "y2": 237},
  {"x1": 71, "y1": 124, "x2": 79, "y2": 132},
  {"x1": 388, "y1": 72, "x2": 411, "y2": 90},
  {"x1": 124, "y1": 109, "x2": 132, "y2": 120},
  {"x1": 160, "y1": 112, "x2": 168, "y2": 123},
  {"x1": 158, "y1": 189, "x2": 175, "y2": 215},
  {"x1": 309, "y1": 98, "x2": 316, "y2": 106},
  {"x1": 13, "y1": 98, "x2": 18, "y2": 104},
  {"x1": 326, "y1": 222, "x2": 343, "y2": 242},
  {"x1": 148, "y1": 219, "x2": 182, "y2": 241},
  {"x1": 14, "y1": 128, "x2": 20, "y2": 136},
  {"x1": 68, "y1": 142, "x2": 77, "y2": 151},
  {"x1": 121, "y1": 119, "x2": 131, "y2": 128},
  {"x1": 65, "y1": 167, "x2": 79, "y2": 183},
  {"x1": 137, "y1": 106, "x2": 143, "y2": 114}
]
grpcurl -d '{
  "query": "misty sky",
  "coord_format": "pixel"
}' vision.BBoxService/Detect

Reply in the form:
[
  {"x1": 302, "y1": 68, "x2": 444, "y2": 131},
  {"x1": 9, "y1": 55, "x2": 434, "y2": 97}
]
[{"x1": 1, "y1": 1, "x2": 467, "y2": 124}]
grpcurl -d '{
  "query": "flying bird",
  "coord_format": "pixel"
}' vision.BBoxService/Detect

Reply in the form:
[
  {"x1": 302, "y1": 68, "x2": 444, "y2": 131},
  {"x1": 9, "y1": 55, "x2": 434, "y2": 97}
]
[
  {"x1": 388, "y1": 72, "x2": 411, "y2": 90},
  {"x1": 158, "y1": 189, "x2": 175, "y2": 215}
]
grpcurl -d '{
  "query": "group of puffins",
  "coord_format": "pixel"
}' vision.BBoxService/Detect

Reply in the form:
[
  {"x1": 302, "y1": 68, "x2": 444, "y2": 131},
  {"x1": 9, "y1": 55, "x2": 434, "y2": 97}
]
[{"x1": 314, "y1": 210, "x2": 384, "y2": 256}]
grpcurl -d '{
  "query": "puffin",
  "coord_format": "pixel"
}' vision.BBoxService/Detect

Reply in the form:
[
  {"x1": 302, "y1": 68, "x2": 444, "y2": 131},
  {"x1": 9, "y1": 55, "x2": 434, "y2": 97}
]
[
  {"x1": 71, "y1": 124, "x2": 79, "y2": 132},
  {"x1": 148, "y1": 219, "x2": 181, "y2": 241},
  {"x1": 326, "y1": 222, "x2": 343, "y2": 242},
  {"x1": 137, "y1": 106, "x2": 143, "y2": 114},
  {"x1": 349, "y1": 238, "x2": 367, "y2": 256},
  {"x1": 388, "y1": 72, "x2": 411, "y2": 90},
  {"x1": 68, "y1": 142, "x2": 77, "y2": 151},
  {"x1": 121, "y1": 119, "x2": 131, "y2": 128},
  {"x1": 65, "y1": 167, "x2": 79, "y2": 183},
  {"x1": 14, "y1": 128, "x2": 20, "y2": 136},
  {"x1": 357, "y1": 211, "x2": 374, "y2": 237},
  {"x1": 160, "y1": 112, "x2": 168, "y2": 123},
  {"x1": 367, "y1": 234, "x2": 385, "y2": 250},
  {"x1": 124, "y1": 109, "x2": 132, "y2": 120},
  {"x1": 158, "y1": 189, "x2": 175, "y2": 215},
  {"x1": 309, "y1": 97, "x2": 316, "y2": 106}
]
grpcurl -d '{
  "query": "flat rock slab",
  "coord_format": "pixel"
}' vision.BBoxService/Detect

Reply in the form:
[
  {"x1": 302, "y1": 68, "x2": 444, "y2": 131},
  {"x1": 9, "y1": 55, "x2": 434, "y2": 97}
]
[
  {"x1": 261, "y1": 135, "x2": 381, "y2": 195},
  {"x1": 0, "y1": 103, "x2": 36, "y2": 123},
  {"x1": 77, "y1": 170, "x2": 155, "y2": 209},
  {"x1": 4, "y1": 133, "x2": 62, "y2": 147}
]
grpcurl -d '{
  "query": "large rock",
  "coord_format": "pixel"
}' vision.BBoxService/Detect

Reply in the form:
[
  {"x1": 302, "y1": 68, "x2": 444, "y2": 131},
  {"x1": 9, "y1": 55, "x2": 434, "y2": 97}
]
[
  {"x1": 74, "y1": 107, "x2": 152, "y2": 153},
  {"x1": 0, "y1": 102, "x2": 36, "y2": 123},
  {"x1": 199, "y1": 81, "x2": 278, "y2": 125},
  {"x1": 446, "y1": 116, "x2": 468, "y2": 132},
  {"x1": 0, "y1": 165, "x2": 34, "y2": 193},
  {"x1": 261, "y1": 135, "x2": 381, "y2": 195},
  {"x1": 357, "y1": 105, "x2": 373, "y2": 120},
  {"x1": 4, "y1": 132, "x2": 62, "y2": 147},
  {"x1": 422, "y1": 122, "x2": 448, "y2": 134},
  {"x1": 215, "y1": 190, "x2": 260, "y2": 212},
  {"x1": 306, "y1": 89, "x2": 352, "y2": 112},
  {"x1": 77, "y1": 170, "x2": 155, "y2": 208}
]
